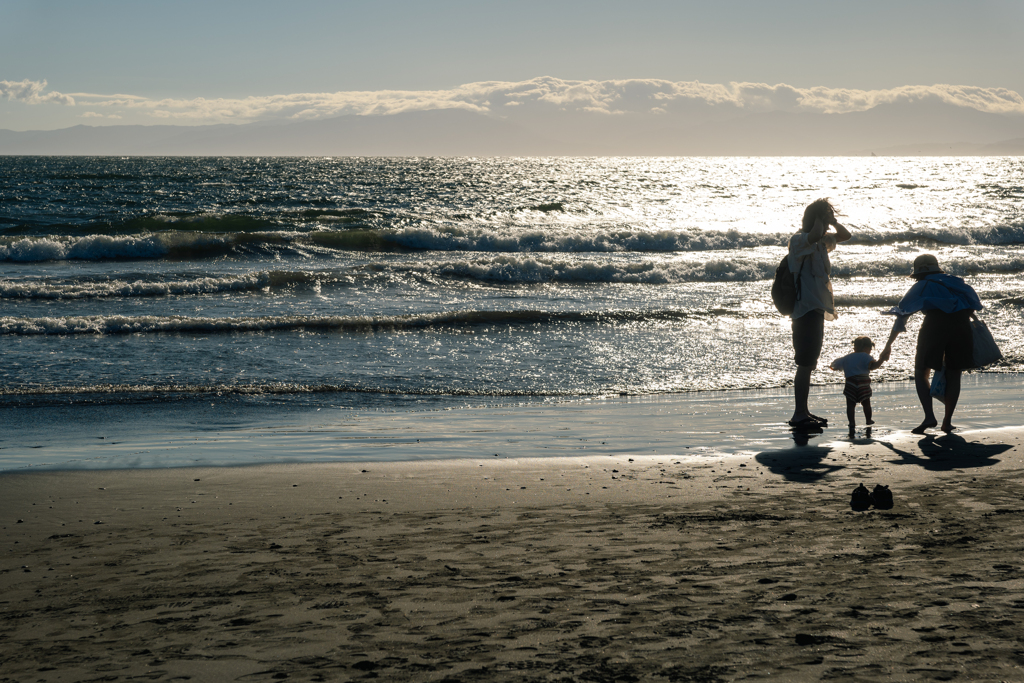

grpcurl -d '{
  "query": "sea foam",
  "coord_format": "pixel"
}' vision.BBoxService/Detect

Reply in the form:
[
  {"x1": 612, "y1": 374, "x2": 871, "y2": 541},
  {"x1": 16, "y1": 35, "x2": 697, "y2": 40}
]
[
  {"x1": 0, "y1": 271, "x2": 324, "y2": 300},
  {"x1": 4, "y1": 220, "x2": 1024, "y2": 263}
]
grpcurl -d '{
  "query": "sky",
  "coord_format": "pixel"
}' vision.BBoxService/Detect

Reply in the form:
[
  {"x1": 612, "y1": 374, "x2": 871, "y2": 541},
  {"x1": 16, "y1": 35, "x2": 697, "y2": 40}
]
[{"x1": 2, "y1": 0, "x2": 1024, "y2": 131}]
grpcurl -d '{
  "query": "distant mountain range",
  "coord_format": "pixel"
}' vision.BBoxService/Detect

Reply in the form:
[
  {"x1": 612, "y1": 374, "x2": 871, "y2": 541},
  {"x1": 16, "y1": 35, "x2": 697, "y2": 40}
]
[{"x1": 2, "y1": 99, "x2": 1022, "y2": 156}]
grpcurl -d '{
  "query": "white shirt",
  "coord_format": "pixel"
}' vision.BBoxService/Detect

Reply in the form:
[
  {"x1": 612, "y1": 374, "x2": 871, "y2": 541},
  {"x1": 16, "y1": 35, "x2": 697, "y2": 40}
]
[
  {"x1": 787, "y1": 231, "x2": 838, "y2": 321},
  {"x1": 831, "y1": 351, "x2": 873, "y2": 378}
]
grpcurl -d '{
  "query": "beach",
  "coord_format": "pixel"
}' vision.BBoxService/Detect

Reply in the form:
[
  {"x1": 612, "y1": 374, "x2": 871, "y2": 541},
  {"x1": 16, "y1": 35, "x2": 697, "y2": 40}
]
[{"x1": 4, "y1": 378, "x2": 1024, "y2": 682}]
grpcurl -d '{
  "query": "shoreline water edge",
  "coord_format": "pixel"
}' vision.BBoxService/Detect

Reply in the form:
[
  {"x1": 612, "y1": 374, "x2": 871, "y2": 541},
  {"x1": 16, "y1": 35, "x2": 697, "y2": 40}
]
[{"x1": 0, "y1": 372, "x2": 1020, "y2": 471}]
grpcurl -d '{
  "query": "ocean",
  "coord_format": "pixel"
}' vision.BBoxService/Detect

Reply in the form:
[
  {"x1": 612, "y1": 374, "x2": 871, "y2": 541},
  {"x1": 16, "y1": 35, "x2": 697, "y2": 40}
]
[{"x1": 2, "y1": 156, "x2": 1021, "y2": 469}]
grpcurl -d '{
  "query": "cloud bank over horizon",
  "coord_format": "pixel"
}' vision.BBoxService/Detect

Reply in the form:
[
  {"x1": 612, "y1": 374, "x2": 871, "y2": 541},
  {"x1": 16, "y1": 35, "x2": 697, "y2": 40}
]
[
  {"x1": 3, "y1": 77, "x2": 1024, "y2": 130},
  {"x1": 0, "y1": 79, "x2": 76, "y2": 107}
]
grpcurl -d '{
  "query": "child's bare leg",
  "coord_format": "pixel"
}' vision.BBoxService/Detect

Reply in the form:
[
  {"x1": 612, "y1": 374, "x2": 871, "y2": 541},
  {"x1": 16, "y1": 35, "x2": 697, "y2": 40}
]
[
  {"x1": 846, "y1": 397, "x2": 857, "y2": 429},
  {"x1": 863, "y1": 399, "x2": 873, "y2": 425}
]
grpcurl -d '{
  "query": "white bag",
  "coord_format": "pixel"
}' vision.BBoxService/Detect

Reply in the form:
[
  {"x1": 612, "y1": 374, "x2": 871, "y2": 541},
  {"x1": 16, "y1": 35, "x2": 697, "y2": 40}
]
[
  {"x1": 929, "y1": 366, "x2": 947, "y2": 404},
  {"x1": 970, "y1": 318, "x2": 1002, "y2": 368}
]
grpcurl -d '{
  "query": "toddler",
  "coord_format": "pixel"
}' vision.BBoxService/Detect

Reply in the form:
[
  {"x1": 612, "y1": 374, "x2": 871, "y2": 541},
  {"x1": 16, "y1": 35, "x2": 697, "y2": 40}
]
[{"x1": 830, "y1": 336, "x2": 890, "y2": 429}]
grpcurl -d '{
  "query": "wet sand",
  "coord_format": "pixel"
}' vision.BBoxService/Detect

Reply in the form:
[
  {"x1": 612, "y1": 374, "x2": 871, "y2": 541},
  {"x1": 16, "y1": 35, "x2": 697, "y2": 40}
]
[
  {"x1": 4, "y1": 417, "x2": 1024, "y2": 681},
  {"x1": 3, "y1": 373, "x2": 1021, "y2": 471}
]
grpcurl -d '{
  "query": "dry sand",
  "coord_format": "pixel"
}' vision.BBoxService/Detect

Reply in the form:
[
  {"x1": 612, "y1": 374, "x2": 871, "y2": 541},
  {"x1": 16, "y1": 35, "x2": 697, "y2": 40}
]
[{"x1": 4, "y1": 422, "x2": 1024, "y2": 682}]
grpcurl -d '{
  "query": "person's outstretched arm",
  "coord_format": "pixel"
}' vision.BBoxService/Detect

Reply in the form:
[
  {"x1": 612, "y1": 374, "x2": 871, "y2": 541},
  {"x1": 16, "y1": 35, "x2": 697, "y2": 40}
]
[{"x1": 886, "y1": 314, "x2": 908, "y2": 348}]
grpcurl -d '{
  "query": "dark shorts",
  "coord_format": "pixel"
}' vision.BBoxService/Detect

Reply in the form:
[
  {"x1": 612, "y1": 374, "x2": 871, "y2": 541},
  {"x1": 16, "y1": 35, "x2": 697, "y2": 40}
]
[
  {"x1": 792, "y1": 310, "x2": 825, "y2": 367},
  {"x1": 844, "y1": 375, "x2": 872, "y2": 404},
  {"x1": 916, "y1": 309, "x2": 973, "y2": 371}
]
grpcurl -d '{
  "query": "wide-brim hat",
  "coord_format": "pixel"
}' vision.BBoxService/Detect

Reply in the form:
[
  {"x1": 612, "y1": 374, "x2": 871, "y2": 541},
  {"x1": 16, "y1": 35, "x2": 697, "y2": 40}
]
[{"x1": 911, "y1": 254, "x2": 943, "y2": 278}]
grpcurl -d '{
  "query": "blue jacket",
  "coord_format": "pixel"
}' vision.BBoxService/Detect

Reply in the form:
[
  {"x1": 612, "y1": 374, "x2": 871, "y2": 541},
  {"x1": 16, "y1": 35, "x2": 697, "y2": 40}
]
[{"x1": 888, "y1": 273, "x2": 982, "y2": 333}]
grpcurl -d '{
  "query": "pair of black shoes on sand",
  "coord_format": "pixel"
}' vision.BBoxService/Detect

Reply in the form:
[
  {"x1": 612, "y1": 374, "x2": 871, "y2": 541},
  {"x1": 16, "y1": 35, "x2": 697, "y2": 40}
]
[{"x1": 851, "y1": 483, "x2": 893, "y2": 511}]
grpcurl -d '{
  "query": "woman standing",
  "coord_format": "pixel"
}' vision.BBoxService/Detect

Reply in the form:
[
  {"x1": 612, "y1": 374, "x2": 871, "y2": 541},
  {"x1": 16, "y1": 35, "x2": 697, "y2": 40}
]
[
  {"x1": 887, "y1": 254, "x2": 983, "y2": 434},
  {"x1": 787, "y1": 198, "x2": 852, "y2": 428}
]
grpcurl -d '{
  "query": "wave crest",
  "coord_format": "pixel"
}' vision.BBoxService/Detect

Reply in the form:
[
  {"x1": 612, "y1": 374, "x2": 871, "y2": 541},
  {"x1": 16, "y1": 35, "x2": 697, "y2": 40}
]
[
  {"x1": 0, "y1": 270, "x2": 331, "y2": 300},
  {"x1": 0, "y1": 309, "x2": 757, "y2": 336},
  {"x1": 5, "y1": 220, "x2": 1024, "y2": 262}
]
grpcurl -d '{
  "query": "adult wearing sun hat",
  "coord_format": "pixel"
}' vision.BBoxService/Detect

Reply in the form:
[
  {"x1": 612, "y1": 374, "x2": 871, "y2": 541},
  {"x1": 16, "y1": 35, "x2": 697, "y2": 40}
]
[{"x1": 886, "y1": 254, "x2": 983, "y2": 434}]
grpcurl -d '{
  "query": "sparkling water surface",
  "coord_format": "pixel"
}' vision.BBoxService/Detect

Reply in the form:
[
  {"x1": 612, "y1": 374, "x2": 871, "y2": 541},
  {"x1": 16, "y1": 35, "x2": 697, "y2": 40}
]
[{"x1": 2, "y1": 156, "x2": 1022, "y2": 468}]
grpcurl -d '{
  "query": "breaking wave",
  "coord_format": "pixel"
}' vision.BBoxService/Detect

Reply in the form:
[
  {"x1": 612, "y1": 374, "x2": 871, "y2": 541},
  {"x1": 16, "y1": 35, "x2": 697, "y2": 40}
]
[
  {"x1": 4, "y1": 220, "x2": 1023, "y2": 262},
  {"x1": 0, "y1": 230, "x2": 404, "y2": 262},
  {"x1": 427, "y1": 253, "x2": 1024, "y2": 284},
  {"x1": 4, "y1": 255, "x2": 1024, "y2": 295},
  {"x1": 0, "y1": 270, "x2": 333, "y2": 299},
  {"x1": 0, "y1": 308, "x2": 758, "y2": 336},
  {"x1": 0, "y1": 382, "x2": 579, "y2": 398}
]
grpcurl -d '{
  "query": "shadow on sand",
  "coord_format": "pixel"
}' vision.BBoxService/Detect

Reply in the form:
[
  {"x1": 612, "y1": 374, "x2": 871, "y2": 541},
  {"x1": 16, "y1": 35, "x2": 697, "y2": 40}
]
[
  {"x1": 754, "y1": 428, "x2": 1012, "y2": 482},
  {"x1": 754, "y1": 427, "x2": 839, "y2": 482},
  {"x1": 877, "y1": 432, "x2": 1012, "y2": 471}
]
